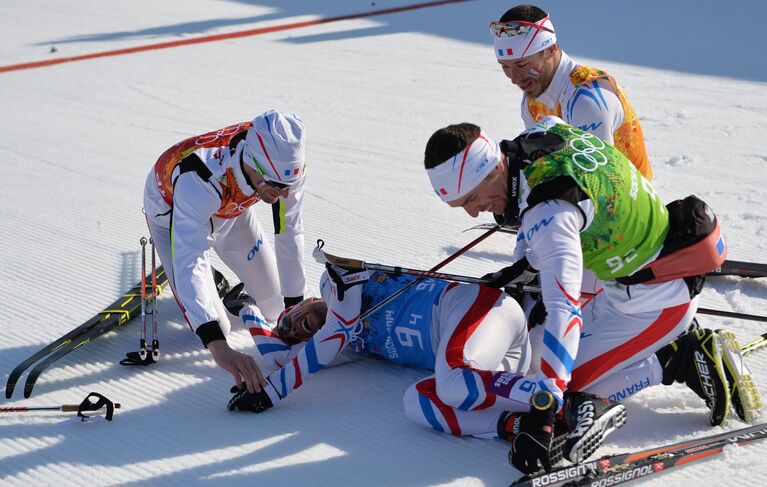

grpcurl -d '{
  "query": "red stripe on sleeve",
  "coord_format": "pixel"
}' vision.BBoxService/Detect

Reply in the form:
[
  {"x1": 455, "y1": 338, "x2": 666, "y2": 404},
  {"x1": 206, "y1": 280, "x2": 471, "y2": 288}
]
[{"x1": 292, "y1": 356, "x2": 303, "y2": 389}]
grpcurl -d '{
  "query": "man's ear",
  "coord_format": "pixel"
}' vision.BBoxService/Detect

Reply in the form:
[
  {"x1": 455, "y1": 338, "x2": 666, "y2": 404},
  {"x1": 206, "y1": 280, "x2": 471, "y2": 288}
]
[{"x1": 543, "y1": 44, "x2": 558, "y2": 60}]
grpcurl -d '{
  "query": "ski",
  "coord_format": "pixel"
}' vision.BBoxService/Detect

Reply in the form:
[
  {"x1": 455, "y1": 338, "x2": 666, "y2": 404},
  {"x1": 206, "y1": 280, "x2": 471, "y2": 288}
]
[
  {"x1": 512, "y1": 422, "x2": 767, "y2": 487},
  {"x1": 465, "y1": 224, "x2": 767, "y2": 279},
  {"x1": 742, "y1": 332, "x2": 767, "y2": 357},
  {"x1": 5, "y1": 267, "x2": 167, "y2": 399}
]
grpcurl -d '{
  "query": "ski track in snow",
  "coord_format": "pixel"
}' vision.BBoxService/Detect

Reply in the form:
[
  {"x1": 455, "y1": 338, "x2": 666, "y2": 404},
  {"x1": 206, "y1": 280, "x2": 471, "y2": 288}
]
[{"x1": 1, "y1": 1, "x2": 767, "y2": 486}]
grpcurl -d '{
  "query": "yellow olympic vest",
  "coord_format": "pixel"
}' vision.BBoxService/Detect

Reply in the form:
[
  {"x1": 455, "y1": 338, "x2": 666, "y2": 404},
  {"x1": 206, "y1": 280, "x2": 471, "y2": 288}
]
[
  {"x1": 525, "y1": 65, "x2": 653, "y2": 180},
  {"x1": 153, "y1": 122, "x2": 261, "y2": 219}
]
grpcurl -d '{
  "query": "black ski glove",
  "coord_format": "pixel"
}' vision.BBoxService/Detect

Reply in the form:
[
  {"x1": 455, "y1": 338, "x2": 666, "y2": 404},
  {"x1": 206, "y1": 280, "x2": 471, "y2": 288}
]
[
  {"x1": 482, "y1": 257, "x2": 538, "y2": 288},
  {"x1": 228, "y1": 383, "x2": 280, "y2": 413},
  {"x1": 284, "y1": 295, "x2": 304, "y2": 308},
  {"x1": 510, "y1": 391, "x2": 557, "y2": 474},
  {"x1": 212, "y1": 267, "x2": 230, "y2": 298},
  {"x1": 528, "y1": 295, "x2": 548, "y2": 328},
  {"x1": 222, "y1": 283, "x2": 257, "y2": 316}
]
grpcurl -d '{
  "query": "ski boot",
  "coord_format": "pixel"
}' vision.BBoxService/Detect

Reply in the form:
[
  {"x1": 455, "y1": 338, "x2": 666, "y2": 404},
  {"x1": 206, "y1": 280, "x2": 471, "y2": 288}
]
[
  {"x1": 656, "y1": 327, "x2": 730, "y2": 425},
  {"x1": 562, "y1": 391, "x2": 627, "y2": 463}
]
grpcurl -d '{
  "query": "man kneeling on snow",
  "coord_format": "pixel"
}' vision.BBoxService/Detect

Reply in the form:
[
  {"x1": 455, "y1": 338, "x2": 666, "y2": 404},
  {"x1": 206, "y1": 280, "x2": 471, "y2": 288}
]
[{"x1": 421, "y1": 116, "x2": 757, "y2": 473}]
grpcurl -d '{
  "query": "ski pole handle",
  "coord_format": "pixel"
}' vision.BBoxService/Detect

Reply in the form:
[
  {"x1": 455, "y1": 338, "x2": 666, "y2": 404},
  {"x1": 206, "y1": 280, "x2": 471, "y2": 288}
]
[{"x1": 313, "y1": 240, "x2": 366, "y2": 269}]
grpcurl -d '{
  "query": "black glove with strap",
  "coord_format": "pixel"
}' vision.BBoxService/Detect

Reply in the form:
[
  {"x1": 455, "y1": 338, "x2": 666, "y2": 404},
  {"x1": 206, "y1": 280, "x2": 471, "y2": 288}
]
[
  {"x1": 222, "y1": 282, "x2": 257, "y2": 316},
  {"x1": 482, "y1": 256, "x2": 538, "y2": 289},
  {"x1": 227, "y1": 382, "x2": 281, "y2": 413},
  {"x1": 510, "y1": 390, "x2": 557, "y2": 474}
]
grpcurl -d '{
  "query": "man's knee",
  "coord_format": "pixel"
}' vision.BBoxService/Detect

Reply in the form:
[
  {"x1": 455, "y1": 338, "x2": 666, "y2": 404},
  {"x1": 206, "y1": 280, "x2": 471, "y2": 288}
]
[
  {"x1": 402, "y1": 384, "x2": 425, "y2": 424},
  {"x1": 435, "y1": 369, "x2": 484, "y2": 410}
]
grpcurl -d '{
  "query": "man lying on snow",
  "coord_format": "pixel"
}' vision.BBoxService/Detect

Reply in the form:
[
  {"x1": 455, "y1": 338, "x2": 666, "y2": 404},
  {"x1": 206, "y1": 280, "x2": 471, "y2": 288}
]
[{"x1": 220, "y1": 257, "x2": 749, "y2": 474}]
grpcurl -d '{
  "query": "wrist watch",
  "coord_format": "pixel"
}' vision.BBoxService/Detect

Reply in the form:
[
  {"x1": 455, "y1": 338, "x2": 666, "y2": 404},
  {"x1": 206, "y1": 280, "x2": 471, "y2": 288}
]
[{"x1": 531, "y1": 390, "x2": 556, "y2": 411}]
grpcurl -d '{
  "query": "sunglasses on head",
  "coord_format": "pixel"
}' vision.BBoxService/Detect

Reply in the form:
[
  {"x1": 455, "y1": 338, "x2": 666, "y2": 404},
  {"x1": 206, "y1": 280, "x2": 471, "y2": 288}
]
[{"x1": 489, "y1": 19, "x2": 554, "y2": 38}]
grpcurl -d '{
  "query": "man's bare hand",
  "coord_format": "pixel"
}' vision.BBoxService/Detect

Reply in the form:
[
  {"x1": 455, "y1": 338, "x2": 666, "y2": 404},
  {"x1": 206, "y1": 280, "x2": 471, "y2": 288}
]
[{"x1": 208, "y1": 339, "x2": 266, "y2": 393}]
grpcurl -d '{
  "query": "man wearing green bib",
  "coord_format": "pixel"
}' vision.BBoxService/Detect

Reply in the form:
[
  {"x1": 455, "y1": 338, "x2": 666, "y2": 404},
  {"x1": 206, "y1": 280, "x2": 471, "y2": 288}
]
[{"x1": 423, "y1": 116, "x2": 734, "y2": 474}]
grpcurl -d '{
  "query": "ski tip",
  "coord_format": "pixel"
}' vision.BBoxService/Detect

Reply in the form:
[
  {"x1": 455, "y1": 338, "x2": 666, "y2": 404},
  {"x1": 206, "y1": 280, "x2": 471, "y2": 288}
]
[{"x1": 5, "y1": 384, "x2": 14, "y2": 399}]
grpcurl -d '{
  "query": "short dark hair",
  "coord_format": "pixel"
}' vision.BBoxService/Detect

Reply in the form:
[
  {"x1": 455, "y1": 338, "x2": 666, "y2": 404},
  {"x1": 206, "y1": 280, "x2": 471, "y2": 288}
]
[
  {"x1": 499, "y1": 5, "x2": 548, "y2": 23},
  {"x1": 424, "y1": 123, "x2": 481, "y2": 169}
]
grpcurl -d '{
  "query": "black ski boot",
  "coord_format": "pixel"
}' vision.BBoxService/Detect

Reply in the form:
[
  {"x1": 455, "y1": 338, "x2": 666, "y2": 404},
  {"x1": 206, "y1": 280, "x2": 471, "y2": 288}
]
[
  {"x1": 656, "y1": 327, "x2": 730, "y2": 426},
  {"x1": 562, "y1": 391, "x2": 627, "y2": 463}
]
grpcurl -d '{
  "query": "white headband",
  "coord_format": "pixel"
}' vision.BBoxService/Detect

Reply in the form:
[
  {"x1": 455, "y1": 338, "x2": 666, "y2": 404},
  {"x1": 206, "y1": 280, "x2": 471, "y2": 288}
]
[
  {"x1": 427, "y1": 132, "x2": 501, "y2": 203},
  {"x1": 493, "y1": 16, "x2": 556, "y2": 61}
]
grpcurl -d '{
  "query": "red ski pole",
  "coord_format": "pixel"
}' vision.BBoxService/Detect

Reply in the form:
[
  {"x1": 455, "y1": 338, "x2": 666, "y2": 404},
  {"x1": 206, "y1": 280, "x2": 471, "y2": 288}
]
[{"x1": 314, "y1": 225, "x2": 502, "y2": 320}]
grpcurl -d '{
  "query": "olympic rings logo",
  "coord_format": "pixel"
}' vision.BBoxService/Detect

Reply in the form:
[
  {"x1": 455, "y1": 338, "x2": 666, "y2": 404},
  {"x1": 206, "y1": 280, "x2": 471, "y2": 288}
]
[
  {"x1": 194, "y1": 123, "x2": 249, "y2": 146},
  {"x1": 567, "y1": 128, "x2": 607, "y2": 172}
]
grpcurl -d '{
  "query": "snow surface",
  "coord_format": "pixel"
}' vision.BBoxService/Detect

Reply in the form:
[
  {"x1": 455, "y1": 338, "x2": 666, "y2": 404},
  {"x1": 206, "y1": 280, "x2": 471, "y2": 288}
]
[{"x1": 1, "y1": 1, "x2": 766, "y2": 485}]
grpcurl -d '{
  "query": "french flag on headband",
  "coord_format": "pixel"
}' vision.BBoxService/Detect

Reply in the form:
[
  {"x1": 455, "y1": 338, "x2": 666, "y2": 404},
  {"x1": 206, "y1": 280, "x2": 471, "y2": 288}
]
[
  {"x1": 284, "y1": 168, "x2": 301, "y2": 176},
  {"x1": 497, "y1": 48, "x2": 513, "y2": 57}
]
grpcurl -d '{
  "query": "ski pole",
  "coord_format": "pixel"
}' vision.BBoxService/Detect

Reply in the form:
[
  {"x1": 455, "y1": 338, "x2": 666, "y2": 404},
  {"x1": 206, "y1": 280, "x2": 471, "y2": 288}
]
[
  {"x1": 139, "y1": 237, "x2": 149, "y2": 361},
  {"x1": 505, "y1": 283, "x2": 767, "y2": 323},
  {"x1": 314, "y1": 225, "x2": 501, "y2": 320},
  {"x1": 0, "y1": 403, "x2": 122, "y2": 413},
  {"x1": 150, "y1": 238, "x2": 160, "y2": 361},
  {"x1": 513, "y1": 283, "x2": 767, "y2": 323},
  {"x1": 465, "y1": 224, "x2": 767, "y2": 279},
  {"x1": 693, "y1": 307, "x2": 767, "y2": 323},
  {"x1": 1, "y1": 392, "x2": 121, "y2": 421},
  {"x1": 321, "y1": 258, "x2": 767, "y2": 324},
  {"x1": 352, "y1": 262, "x2": 486, "y2": 285},
  {"x1": 121, "y1": 238, "x2": 162, "y2": 366}
]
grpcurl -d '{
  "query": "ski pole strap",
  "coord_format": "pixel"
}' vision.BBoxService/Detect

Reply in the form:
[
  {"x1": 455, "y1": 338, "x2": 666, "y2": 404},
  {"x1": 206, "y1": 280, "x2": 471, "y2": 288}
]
[{"x1": 77, "y1": 392, "x2": 119, "y2": 421}]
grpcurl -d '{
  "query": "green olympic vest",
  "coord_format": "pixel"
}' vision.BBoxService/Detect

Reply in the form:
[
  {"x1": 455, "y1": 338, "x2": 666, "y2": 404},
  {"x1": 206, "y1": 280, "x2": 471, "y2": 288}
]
[{"x1": 522, "y1": 123, "x2": 668, "y2": 279}]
